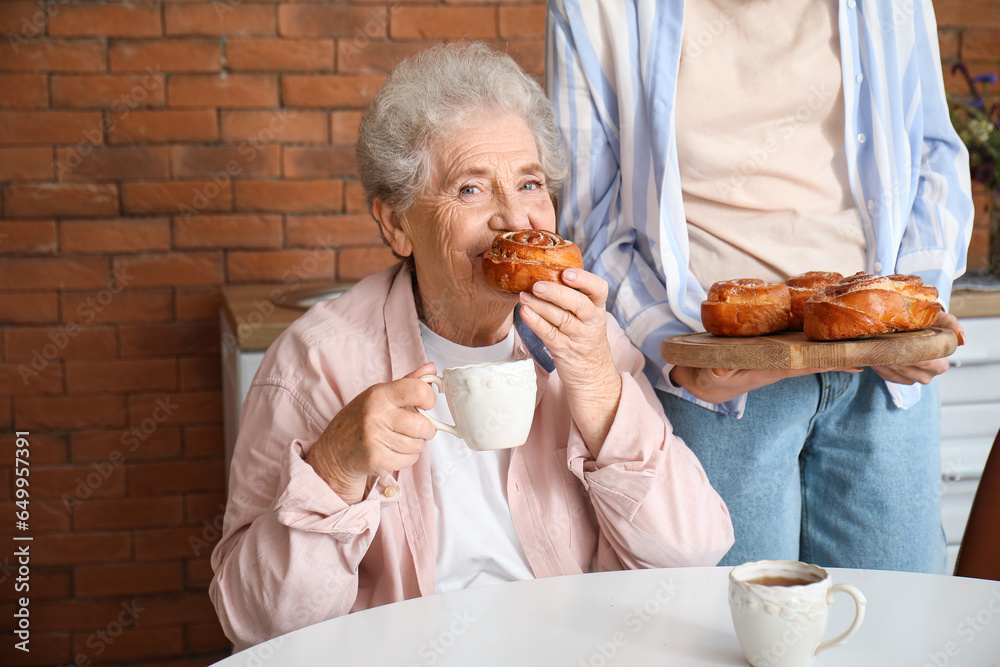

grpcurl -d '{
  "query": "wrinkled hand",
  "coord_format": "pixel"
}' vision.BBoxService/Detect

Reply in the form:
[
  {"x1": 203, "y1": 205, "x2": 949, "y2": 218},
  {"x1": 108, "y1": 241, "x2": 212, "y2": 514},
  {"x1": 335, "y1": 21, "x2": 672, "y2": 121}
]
[
  {"x1": 871, "y1": 311, "x2": 966, "y2": 385},
  {"x1": 306, "y1": 363, "x2": 437, "y2": 504},
  {"x1": 669, "y1": 365, "x2": 861, "y2": 405},
  {"x1": 518, "y1": 268, "x2": 621, "y2": 456}
]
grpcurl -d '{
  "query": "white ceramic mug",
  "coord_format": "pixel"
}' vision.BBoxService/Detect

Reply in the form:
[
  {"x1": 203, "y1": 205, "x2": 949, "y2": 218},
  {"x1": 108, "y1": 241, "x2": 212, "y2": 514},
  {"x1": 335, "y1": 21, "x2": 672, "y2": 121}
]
[
  {"x1": 728, "y1": 560, "x2": 866, "y2": 667},
  {"x1": 419, "y1": 358, "x2": 536, "y2": 451}
]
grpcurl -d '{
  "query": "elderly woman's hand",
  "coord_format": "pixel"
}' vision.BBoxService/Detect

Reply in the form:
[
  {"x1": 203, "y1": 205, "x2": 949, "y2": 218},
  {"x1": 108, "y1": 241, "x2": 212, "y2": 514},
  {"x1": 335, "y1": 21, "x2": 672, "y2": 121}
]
[
  {"x1": 306, "y1": 363, "x2": 437, "y2": 504},
  {"x1": 518, "y1": 268, "x2": 622, "y2": 457}
]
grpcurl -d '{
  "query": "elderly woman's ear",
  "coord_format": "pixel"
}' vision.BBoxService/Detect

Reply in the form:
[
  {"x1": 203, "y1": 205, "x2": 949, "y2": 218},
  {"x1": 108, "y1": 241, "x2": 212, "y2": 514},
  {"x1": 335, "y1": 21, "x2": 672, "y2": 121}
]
[{"x1": 372, "y1": 197, "x2": 413, "y2": 258}]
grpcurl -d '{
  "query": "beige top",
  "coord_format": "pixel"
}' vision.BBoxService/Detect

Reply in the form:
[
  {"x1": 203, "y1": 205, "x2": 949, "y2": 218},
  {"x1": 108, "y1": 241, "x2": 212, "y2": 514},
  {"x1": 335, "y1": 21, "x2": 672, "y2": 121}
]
[{"x1": 676, "y1": 0, "x2": 867, "y2": 289}]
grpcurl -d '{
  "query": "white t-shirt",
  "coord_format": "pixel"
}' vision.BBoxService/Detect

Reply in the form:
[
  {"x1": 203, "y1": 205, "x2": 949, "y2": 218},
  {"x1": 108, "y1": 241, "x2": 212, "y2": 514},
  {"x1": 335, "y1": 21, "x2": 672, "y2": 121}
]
[{"x1": 418, "y1": 322, "x2": 535, "y2": 594}]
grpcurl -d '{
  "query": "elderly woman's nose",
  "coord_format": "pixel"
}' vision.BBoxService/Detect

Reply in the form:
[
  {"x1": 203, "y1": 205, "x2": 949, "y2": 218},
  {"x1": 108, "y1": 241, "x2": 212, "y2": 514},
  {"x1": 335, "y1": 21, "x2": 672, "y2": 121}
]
[{"x1": 490, "y1": 188, "x2": 531, "y2": 230}]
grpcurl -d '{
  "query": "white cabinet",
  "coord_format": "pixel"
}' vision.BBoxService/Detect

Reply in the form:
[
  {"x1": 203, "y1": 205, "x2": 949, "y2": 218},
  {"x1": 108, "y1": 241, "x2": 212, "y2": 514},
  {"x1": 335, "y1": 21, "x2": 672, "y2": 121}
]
[{"x1": 939, "y1": 316, "x2": 1000, "y2": 574}]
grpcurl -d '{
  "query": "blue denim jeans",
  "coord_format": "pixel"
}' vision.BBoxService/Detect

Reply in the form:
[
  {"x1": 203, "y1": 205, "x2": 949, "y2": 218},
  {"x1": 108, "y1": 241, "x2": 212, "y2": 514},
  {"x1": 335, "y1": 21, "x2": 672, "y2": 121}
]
[{"x1": 659, "y1": 369, "x2": 946, "y2": 573}]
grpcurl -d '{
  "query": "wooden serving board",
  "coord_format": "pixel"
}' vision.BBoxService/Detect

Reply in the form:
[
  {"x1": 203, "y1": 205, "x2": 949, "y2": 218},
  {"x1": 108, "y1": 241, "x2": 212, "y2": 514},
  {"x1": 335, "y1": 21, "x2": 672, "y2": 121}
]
[{"x1": 660, "y1": 327, "x2": 958, "y2": 370}]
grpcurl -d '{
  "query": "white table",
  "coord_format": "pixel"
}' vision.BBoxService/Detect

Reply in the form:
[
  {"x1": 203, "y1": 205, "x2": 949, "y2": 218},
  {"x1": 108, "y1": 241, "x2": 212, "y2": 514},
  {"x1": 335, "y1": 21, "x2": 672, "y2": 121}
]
[{"x1": 213, "y1": 567, "x2": 1000, "y2": 666}]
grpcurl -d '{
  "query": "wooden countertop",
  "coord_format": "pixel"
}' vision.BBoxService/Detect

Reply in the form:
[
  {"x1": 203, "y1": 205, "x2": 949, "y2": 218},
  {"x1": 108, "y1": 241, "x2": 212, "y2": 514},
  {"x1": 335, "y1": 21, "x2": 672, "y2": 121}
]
[
  {"x1": 220, "y1": 282, "x2": 354, "y2": 350},
  {"x1": 220, "y1": 284, "x2": 1000, "y2": 352}
]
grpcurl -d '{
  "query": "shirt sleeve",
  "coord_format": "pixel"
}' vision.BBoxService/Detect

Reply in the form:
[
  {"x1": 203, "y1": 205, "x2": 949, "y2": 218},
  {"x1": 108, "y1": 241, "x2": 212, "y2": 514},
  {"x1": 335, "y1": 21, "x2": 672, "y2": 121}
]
[
  {"x1": 893, "y1": 0, "x2": 974, "y2": 309},
  {"x1": 564, "y1": 321, "x2": 735, "y2": 569},
  {"x1": 209, "y1": 381, "x2": 394, "y2": 651}
]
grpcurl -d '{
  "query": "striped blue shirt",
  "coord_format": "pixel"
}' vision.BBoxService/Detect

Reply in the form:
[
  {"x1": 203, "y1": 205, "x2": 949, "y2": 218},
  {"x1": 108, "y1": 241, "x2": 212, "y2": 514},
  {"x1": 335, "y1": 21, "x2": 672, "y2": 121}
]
[{"x1": 547, "y1": 0, "x2": 974, "y2": 416}]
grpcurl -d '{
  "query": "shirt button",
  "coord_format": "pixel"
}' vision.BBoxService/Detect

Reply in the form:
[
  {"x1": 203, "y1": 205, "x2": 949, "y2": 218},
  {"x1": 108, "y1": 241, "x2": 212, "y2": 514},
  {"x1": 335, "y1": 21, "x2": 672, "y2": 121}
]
[
  {"x1": 867, "y1": 200, "x2": 875, "y2": 210},
  {"x1": 857, "y1": 133, "x2": 866, "y2": 143},
  {"x1": 874, "y1": 262, "x2": 883, "y2": 272},
  {"x1": 855, "y1": 73, "x2": 863, "y2": 83},
  {"x1": 847, "y1": 0, "x2": 856, "y2": 7},
  {"x1": 384, "y1": 487, "x2": 397, "y2": 498}
]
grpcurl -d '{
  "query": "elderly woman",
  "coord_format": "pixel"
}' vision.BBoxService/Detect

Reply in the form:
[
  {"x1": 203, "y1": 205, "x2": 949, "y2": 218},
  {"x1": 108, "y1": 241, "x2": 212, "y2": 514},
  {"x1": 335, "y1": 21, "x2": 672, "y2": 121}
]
[{"x1": 210, "y1": 43, "x2": 733, "y2": 651}]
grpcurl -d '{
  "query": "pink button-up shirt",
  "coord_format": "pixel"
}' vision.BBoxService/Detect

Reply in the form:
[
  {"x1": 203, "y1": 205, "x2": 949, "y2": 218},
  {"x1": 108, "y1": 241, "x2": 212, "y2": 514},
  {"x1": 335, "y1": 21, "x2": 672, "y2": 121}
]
[{"x1": 210, "y1": 264, "x2": 733, "y2": 651}]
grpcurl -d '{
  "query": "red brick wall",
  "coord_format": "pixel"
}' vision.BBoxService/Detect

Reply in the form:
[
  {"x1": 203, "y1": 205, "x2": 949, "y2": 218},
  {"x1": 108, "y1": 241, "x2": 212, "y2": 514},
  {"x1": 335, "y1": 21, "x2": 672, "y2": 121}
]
[{"x1": 0, "y1": 2, "x2": 995, "y2": 666}]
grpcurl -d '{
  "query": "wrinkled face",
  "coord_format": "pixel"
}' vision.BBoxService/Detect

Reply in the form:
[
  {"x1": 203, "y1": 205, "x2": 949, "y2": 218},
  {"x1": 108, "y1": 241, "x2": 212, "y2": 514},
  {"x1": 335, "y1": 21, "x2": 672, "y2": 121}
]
[{"x1": 392, "y1": 112, "x2": 557, "y2": 318}]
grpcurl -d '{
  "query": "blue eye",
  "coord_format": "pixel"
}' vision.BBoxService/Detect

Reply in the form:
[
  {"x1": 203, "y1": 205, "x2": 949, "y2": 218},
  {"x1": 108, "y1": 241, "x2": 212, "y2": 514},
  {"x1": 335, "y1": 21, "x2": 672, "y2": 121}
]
[
  {"x1": 460, "y1": 185, "x2": 480, "y2": 195},
  {"x1": 521, "y1": 180, "x2": 543, "y2": 191}
]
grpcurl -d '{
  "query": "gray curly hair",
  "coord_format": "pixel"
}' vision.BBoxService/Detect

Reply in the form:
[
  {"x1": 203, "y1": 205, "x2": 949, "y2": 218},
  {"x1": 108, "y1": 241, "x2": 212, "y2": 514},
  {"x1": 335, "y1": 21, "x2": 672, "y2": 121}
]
[{"x1": 355, "y1": 42, "x2": 566, "y2": 214}]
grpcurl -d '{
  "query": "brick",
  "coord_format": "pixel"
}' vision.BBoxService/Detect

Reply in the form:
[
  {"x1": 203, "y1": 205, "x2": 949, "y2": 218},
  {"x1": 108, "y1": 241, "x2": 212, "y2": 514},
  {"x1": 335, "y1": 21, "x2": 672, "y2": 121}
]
[
  {"x1": 32, "y1": 600, "x2": 133, "y2": 632},
  {"x1": 173, "y1": 213, "x2": 283, "y2": 249},
  {"x1": 129, "y1": 391, "x2": 222, "y2": 426},
  {"x1": 4, "y1": 325, "x2": 116, "y2": 360},
  {"x1": 56, "y1": 146, "x2": 170, "y2": 182},
  {"x1": 185, "y1": 491, "x2": 226, "y2": 525},
  {"x1": 51, "y1": 72, "x2": 165, "y2": 110},
  {"x1": 228, "y1": 249, "x2": 337, "y2": 282},
  {"x1": 175, "y1": 287, "x2": 221, "y2": 321},
  {"x1": 170, "y1": 144, "x2": 280, "y2": 179},
  {"x1": 0, "y1": 111, "x2": 104, "y2": 145},
  {"x1": 136, "y1": 525, "x2": 215, "y2": 561},
  {"x1": 78, "y1": 627, "x2": 186, "y2": 663},
  {"x1": 390, "y1": 7, "x2": 496, "y2": 39},
  {"x1": 168, "y1": 74, "x2": 279, "y2": 108},
  {"x1": 15, "y1": 395, "x2": 126, "y2": 430},
  {"x1": 939, "y1": 29, "x2": 960, "y2": 61},
  {"x1": 71, "y1": 427, "x2": 182, "y2": 463},
  {"x1": 113, "y1": 252, "x2": 224, "y2": 287},
  {"x1": 186, "y1": 556, "x2": 215, "y2": 590},
  {"x1": 66, "y1": 359, "x2": 178, "y2": 393},
  {"x1": 500, "y1": 40, "x2": 545, "y2": 78},
  {"x1": 4, "y1": 184, "x2": 119, "y2": 219},
  {"x1": 338, "y1": 245, "x2": 397, "y2": 281},
  {"x1": 62, "y1": 289, "x2": 173, "y2": 325},
  {"x1": 0, "y1": 147, "x2": 53, "y2": 181},
  {"x1": 109, "y1": 109, "x2": 219, "y2": 144},
  {"x1": 0, "y1": 361, "x2": 62, "y2": 396},
  {"x1": 963, "y1": 29, "x2": 1000, "y2": 60},
  {"x1": 936, "y1": 0, "x2": 1000, "y2": 29},
  {"x1": 2, "y1": 497, "x2": 69, "y2": 531},
  {"x1": 337, "y1": 41, "x2": 426, "y2": 74},
  {"x1": 129, "y1": 459, "x2": 226, "y2": 496},
  {"x1": 227, "y1": 38, "x2": 334, "y2": 71},
  {"x1": 0, "y1": 220, "x2": 56, "y2": 253},
  {"x1": 0, "y1": 633, "x2": 70, "y2": 666},
  {"x1": 134, "y1": 592, "x2": 219, "y2": 628},
  {"x1": 0, "y1": 569, "x2": 70, "y2": 602},
  {"x1": 49, "y1": 3, "x2": 161, "y2": 37},
  {"x1": 0, "y1": 1, "x2": 42, "y2": 34},
  {"x1": 180, "y1": 358, "x2": 222, "y2": 392},
  {"x1": 119, "y1": 322, "x2": 219, "y2": 357},
  {"x1": 344, "y1": 180, "x2": 367, "y2": 213},
  {"x1": 32, "y1": 532, "x2": 131, "y2": 566},
  {"x1": 75, "y1": 562, "x2": 183, "y2": 598},
  {"x1": 287, "y1": 214, "x2": 381, "y2": 247},
  {"x1": 122, "y1": 181, "x2": 232, "y2": 215},
  {"x1": 75, "y1": 496, "x2": 184, "y2": 531},
  {"x1": 184, "y1": 424, "x2": 224, "y2": 457},
  {"x1": 0, "y1": 74, "x2": 48, "y2": 107},
  {"x1": 11, "y1": 432, "x2": 69, "y2": 465},
  {"x1": 165, "y1": 2, "x2": 276, "y2": 36},
  {"x1": 282, "y1": 74, "x2": 384, "y2": 108},
  {"x1": 60, "y1": 217, "x2": 171, "y2": 253},
  {"x1": 283, "y1": 146, "x2": 357, "y2": 178},
  {"x1": 0, "y1": 293, "x2": 59, "y2": 324},
  {"x1": 0, "y1": 256, "x2": 109, "y2": 290},
  {"x1": 186, "y1": 621, "x2": 231, "y2": 654},
  {"x1": 331, "y1": 110, "x2": 362, "y2": 145},
  {"x1": 279, "y1": 5, "x2": 385, "y2": 37},
  {"x1": 235, "y1": 179, "x2": 343, "y2": 212},
  {"x1": 0, "y1": 39, "x2": 105, "y2": 73},
  {"x1": 500, "y1": 5, "x2": 546, "y2": 39},
  {"x1": 221, "y1": 109, "x2": 327, "y2": 143},
  {"x1": 110, "y1": 39, "x2": 221, "y2": 73}
]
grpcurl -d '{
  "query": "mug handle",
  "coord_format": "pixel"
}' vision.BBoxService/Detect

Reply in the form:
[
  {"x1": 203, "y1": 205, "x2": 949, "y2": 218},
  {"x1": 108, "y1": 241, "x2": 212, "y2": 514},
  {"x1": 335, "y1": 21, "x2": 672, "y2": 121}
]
[
  {"x1": 815, "y1": 584, "x2": 867, "y2": 655},
  {"x1": 418, "y1": 375, "x2": 460, "y2": 438}
]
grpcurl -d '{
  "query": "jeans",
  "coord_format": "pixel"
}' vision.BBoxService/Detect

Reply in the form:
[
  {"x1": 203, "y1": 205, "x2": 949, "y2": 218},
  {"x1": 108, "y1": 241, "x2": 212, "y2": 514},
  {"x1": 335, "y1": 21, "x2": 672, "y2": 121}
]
[{"x1": 659, "y1": 369, "x2": 946, "y2": 573}]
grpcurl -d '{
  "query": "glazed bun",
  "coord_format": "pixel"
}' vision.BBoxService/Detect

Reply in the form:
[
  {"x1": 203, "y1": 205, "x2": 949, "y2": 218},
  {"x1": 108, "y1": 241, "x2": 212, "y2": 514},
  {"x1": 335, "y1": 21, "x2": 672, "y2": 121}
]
[
  {"x1": 802, "y1": 272, "x2": 942, "y2": 341},
  {"x1": 701, "y1": 278, "x2": 792, "y2": 337},
  {"x1": 482, "y1": 230, "x2": 584, "y2": 294},
  {"x1": 784, "y1": 271, "x2": 844, "y2": 331}
]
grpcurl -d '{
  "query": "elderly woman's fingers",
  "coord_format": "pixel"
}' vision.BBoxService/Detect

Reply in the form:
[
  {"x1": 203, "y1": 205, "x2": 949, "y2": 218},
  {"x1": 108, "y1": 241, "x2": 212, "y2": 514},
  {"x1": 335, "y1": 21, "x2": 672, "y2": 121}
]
[{"x1": 559, "y1": 268, "x2": 609, "y2": 307}]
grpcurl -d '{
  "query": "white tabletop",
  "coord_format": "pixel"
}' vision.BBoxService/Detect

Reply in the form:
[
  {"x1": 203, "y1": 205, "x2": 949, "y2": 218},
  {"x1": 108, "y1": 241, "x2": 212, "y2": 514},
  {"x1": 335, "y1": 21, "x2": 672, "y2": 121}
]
[{"x1": 213, "y1": 567, "x2": 1000, "y2": 666}]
